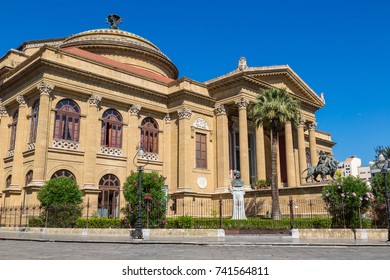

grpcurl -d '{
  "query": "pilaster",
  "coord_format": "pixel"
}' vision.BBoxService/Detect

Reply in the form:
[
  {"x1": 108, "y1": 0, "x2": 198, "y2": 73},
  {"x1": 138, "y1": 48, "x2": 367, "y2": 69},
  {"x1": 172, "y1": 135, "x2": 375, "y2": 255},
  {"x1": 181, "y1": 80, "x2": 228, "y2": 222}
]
[
  {"x1": 163, "y1": 113, "x2": 172, "y2": 192},
  {"x1": 31, "y1": 82, "x2": 54, "y2": 187},
  {"x1": 215, "y1": 104, "x2": 230, "y2": 192},
  {"x1": 0, "y1": 102, "x2": 9, "y2": 194},
  {"x1": 82, "y1": 94, "x2": 102, "y2": 190},
  {"x1": 127, "y1": 104, "x2": 141, "y2": 173},
  {"x1": 177, "y1": 107, "x2": 192, "y2": 191}
]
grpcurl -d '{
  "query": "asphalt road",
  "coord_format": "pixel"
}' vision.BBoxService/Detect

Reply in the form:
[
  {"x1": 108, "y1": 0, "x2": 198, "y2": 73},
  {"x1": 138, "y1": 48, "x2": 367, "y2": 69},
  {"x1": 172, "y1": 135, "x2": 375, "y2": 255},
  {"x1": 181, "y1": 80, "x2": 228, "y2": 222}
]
[{"x1": 1, "y1": 240, "x2": 389, "y2": 260}]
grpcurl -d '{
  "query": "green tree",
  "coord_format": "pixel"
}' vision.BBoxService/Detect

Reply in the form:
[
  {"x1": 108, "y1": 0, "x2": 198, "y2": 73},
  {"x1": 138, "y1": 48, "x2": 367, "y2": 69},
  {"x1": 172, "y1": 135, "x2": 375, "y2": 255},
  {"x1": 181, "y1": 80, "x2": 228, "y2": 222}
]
[
  {"x1": 370, "y1": 172, "x2": 390, "y2": 227},
  {"x1": 322, "y1": 176, "x2": 374, "y2": 228},
  {"x1": 375, "y1": 146, "x2": 390, "y2": 160},
  {"x1": 249, "y1": 87, "x2": 300, "y2": 220},
  {"x1": 36, "y1": 177, "x2": 83, "y2": 227},
  {"x1": 122, "y1": 171, "x2": 167, "y2": 228}
]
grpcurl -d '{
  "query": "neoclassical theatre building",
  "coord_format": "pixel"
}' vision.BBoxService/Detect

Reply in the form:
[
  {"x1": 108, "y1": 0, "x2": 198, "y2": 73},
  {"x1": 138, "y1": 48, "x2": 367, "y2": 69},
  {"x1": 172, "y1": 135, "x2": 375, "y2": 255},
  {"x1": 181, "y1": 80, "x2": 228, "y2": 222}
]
[{"x1": 0, "y1": 17, "x2": 335, "y2": 217}]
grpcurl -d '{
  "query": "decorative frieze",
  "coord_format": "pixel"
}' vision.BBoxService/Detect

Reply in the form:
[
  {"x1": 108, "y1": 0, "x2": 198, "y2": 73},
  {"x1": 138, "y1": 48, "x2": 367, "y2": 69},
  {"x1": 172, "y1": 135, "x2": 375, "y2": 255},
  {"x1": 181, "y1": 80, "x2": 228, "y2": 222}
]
[
  {"x1": 214, "y1": 104, "x2": 227, "y2": 116},
  {"x1": 88, "y1": 94, "x2": 102, "y2": 107},
  {"x1": 235, "y1": 98, "x2": 249, "y2": 110},
  {"x1": 37, "y1": 82, "x2": 54, "y2": 96},
  {"x1": 100, "y1": 146, "x2": 122, "y2": 156},
  {"x1": 177, "y1": 108, "x2": 192, "y2": 119},
  {"x1": 192, "y1": 117, "x2": 209, "y2": 130},
  {"x1": 129, "y1": 104, "x2": 141, "y2": 115},
  {"x1": 52, "y1": 139, "x2": 79, "y2": 150}
]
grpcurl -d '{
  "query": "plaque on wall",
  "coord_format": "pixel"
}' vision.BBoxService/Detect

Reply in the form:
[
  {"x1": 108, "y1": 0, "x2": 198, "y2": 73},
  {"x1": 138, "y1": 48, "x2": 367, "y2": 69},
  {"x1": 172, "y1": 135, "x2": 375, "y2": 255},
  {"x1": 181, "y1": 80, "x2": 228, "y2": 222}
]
[{"x1": 197, "y1": 175, "x2": 207, "y2": 189}]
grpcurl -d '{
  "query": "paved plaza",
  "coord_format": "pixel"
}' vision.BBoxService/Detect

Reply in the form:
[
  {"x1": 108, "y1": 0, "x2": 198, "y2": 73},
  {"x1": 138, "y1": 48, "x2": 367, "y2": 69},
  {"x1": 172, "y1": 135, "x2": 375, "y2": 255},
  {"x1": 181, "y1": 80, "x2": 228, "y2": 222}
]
[{"x1": 0, "y1": 231, "x2": 389, "y2": 260}]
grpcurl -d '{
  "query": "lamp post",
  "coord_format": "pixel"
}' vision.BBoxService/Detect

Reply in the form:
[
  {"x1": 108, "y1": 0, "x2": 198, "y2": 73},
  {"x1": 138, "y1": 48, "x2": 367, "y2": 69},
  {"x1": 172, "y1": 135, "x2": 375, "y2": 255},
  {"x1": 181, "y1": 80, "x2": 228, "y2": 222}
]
[
  {"x1": 131, "y1": 143, "x2": 149, "y2": 239},
  {"x1": 376, "y1": 154, "x2": 390, "y2": 242}
]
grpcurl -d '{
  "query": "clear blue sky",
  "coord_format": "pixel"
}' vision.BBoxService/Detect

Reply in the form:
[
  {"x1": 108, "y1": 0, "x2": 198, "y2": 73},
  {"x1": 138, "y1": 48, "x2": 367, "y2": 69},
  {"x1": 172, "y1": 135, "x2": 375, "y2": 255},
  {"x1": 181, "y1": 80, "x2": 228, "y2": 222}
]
[{"x1": 1, "y1": 0, "x2": 389, "y2": 165}]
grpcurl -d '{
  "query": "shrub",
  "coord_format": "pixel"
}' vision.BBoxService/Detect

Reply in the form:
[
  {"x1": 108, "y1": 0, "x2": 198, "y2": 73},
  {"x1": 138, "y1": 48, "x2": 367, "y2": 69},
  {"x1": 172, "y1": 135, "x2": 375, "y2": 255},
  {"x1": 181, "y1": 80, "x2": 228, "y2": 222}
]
[
  {"x1": 322, "y1": 176, "x2": 374, "y2": 228},
  {"x1": 122, "y1": 171, "x2": 168, "y2": 228},
  {"x1": 76, "y1": 217, "x2": 128, "y2": 228},
  {"x1": 36, "y1": 177, "x2": 83, "y2": 228}
]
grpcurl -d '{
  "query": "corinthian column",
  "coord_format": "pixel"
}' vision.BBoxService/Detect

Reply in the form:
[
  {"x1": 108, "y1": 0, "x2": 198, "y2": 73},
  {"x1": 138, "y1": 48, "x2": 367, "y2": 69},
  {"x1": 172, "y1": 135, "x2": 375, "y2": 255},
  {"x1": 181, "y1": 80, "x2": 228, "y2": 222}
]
[
  {"x1": 284, "y1": 121, "x2": 296, "y2": 187},
  {"x1": 297, "y1": 118, "x2": 307, "y2": 184},
  {"x1": 255, "y1": 125, "x2": 266, "y2": 181},
  {"x1": 215, "y1": 104, "x2": 230, "y2": 192},
  {"x1": 177, "y1": 107, "x2": 192, "y2": 191},
  {"x1": 31, "y1": 82, "x2": 54, "y2": 187},
  {"x1": 82, "y1": 94, "x2": 102, "y2": 190},
  {"x1": 308, "y1": 122, "x2": 318, "y2": 166},
  {"x1": 235, "y1": 97, "x2": 250, "y2": 186}
]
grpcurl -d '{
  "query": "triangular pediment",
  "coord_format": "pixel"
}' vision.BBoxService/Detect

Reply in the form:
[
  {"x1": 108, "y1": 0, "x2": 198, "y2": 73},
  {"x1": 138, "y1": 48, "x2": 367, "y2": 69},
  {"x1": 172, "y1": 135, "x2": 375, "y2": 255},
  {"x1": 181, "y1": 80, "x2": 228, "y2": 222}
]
[{"x1": 245, "y1": 66, "x2": 325, "y2": 108}]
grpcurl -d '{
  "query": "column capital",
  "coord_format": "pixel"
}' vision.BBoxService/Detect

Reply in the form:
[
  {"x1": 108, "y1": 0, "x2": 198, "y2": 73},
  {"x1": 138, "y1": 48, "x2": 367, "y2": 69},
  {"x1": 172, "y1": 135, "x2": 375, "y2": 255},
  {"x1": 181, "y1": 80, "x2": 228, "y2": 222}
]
[
  {"x1": 129, "y1": 104, "x2": 141, "y2": 115},
  {"x1": 163, "y1": 113, "x2": 171, "y2": 123},
  {"x1": 37, "y1": 81, "x2": 54, "y2": 96},
  {"x1": 235, "y1": 97, "x2": 249, "y2": 110},
  {"x1": 308, "y1": 121, "x2": 317, "y2": 130},
  {"x1": 298, "y1": 117, "x2": 306, "y2": 127},
  {"x1": 0, "y1": 102, "x2": 7, "y2": 117},
  {"x1": 16, "y1": 95, "x2": 27, "y2": 106},
  {"x1": 177, "y1": 107, "x2": 192, "y2": 119},
  {"x1": 88, "y1": 94, "x2": 102, "y2": 107},
  {"x1": 214, "y1": 104, "x2": 227, "y2": 116}
]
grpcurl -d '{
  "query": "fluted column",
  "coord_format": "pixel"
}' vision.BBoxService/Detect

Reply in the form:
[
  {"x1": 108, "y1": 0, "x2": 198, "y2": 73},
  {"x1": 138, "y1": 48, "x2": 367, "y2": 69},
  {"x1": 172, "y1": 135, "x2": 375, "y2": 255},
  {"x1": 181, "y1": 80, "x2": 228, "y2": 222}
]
[
  {"x1": 82, "y1": 94, "x2": 102, "y2": 190},
  {"x1": 285, "y1": 121, "x2": 296, "y2": 187},
  {"x1": 255, "y1": 125, "x2": 266, "y2": 181},
  {"x1": 0, "y1": 103, "x2": 9, "y2": 194},
  {"x1": 297, "y1": 118, "x2": 307, "y2": 184},
  {"x1": 31, "y1": 82, "x2": 54, "y2": 187},
  {"x1": 235, "y1": 98, "x2": 250, "y2": 186},
  {"x1": 215, "y1": 104, "x2": 230, "y2": 192},
  {"x1": 127, "y1": 104, "x2": 141, "y2": 173},
  {"x1": 309, "y1": 122, "x2": 318, "y2": 167},
  {"x1": 177, "y1": 108, "x2": 192, "y2": 191}
]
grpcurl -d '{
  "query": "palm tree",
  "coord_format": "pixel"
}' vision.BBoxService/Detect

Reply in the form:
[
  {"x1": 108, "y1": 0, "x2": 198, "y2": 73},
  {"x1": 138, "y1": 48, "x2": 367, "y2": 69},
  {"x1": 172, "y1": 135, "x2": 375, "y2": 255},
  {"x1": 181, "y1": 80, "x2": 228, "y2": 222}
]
[
  {"x1": 375, "y1": 146, "x2": 390, "y2": 160},
  {"x1": 249, "y1": 87, "x2": 301, "y2": 220}
]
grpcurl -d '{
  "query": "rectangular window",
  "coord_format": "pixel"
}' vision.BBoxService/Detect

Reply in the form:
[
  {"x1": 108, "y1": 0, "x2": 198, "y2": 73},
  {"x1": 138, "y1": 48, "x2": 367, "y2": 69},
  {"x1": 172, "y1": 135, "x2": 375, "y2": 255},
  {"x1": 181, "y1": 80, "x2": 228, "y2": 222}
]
[{"x1": 196, "y1": 132, "x2": 207, "y2": 169}]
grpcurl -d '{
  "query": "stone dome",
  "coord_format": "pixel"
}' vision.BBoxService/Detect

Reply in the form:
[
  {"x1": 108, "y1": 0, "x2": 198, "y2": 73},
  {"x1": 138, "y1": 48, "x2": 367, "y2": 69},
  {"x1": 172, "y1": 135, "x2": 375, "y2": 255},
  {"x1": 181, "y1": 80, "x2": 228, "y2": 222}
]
[{"x1": 60, "y1": 28, "x2": 178, "y2": 79}]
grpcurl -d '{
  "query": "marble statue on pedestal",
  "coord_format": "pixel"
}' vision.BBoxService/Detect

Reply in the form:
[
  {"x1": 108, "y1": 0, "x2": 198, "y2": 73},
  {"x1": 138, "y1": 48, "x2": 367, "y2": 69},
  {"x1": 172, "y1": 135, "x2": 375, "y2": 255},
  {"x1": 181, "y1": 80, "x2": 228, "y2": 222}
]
[{"x1": 230, "y1": 170, "x2": 247, "y2": 220}]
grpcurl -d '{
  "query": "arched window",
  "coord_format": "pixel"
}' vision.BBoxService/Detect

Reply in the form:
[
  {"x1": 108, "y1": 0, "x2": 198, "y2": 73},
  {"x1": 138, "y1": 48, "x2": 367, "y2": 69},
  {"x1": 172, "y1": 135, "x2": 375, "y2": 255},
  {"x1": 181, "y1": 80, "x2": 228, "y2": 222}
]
[
  {"x1": 9, "y1": 110, "x2": 18, "y2": 150},
  {"x1": 6, "y1": 175, "x2": 12, "y2": 188},
  {"x1": 141, "y1": 117, "x2": 159, "y2": 153},
  {"x1": 101, "y1": 109, "x2": 123, "y2": 148},
  {"x1": 53, "y1": 99, "x2": 80, "y2": 142},
  {"x1": 98, "y1": 174, "x2": 120, "y2": 218},
  {"x1": 51, "y1": 169, "x2": 76, "y2": 181},
  {"x1": 25, "y1": 170, "x2": 33, "y2": 186},
  {"x1": 29, "y1": 100, "x2": 40, "y2": 143}
]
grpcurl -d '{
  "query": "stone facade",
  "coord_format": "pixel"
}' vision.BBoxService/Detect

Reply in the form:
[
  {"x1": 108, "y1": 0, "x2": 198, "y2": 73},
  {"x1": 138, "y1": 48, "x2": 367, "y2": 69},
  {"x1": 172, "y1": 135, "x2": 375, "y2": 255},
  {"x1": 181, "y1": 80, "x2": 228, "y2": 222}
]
[{"x1": 0, "y1": 23, "x2": 335, "y2": 217}]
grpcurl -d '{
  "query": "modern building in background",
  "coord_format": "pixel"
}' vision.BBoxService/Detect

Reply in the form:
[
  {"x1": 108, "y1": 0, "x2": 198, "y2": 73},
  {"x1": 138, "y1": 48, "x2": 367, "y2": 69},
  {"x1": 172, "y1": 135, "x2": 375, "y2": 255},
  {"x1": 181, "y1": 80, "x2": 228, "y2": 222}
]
[
  {"x1": 0, "y1": 16, "x2": 335, "y2": 217},
  {"x1": 338, "y1": 156, "x2": 362, "y2": 177}
]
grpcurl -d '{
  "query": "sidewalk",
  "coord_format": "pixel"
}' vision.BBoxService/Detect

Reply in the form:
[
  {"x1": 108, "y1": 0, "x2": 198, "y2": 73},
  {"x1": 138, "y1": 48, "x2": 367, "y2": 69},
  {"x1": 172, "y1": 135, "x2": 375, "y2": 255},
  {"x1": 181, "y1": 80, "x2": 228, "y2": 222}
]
[{"x1": 0, "y1": 228, "x2": 389, "y2": 247}]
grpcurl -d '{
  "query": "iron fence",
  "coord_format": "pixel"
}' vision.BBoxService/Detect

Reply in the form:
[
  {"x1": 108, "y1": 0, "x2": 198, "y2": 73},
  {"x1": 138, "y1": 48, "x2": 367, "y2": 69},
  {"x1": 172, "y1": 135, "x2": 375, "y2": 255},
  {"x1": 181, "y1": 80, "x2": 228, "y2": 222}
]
[{"x1": 0, "y1": 197, "x2": 387, "y2": 229}]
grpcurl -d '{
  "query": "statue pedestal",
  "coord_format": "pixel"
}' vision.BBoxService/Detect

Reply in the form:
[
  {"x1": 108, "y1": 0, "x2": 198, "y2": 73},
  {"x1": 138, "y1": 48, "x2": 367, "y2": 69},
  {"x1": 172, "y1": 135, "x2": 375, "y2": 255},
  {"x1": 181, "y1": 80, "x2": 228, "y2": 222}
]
[{"x1": 231, "y1": 186, "x2": 247, "y2": 220}]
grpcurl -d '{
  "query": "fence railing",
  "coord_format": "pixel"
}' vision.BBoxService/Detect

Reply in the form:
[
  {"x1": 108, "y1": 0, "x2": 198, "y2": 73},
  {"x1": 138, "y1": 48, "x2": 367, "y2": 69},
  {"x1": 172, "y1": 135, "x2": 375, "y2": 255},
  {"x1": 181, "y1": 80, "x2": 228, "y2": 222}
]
[{"x1": 0, "y1": 197, "x2": 387, "y2": 229}]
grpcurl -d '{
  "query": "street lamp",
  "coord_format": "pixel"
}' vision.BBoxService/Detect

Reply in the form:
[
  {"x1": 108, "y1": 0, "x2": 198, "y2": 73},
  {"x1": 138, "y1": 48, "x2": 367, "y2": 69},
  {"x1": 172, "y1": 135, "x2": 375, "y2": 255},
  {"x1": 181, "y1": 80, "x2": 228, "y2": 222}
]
[
  {"x1": 131, "y1": 143, "x2": 149, "y2": 239},
  {"x1": 376, "y1": 154, "x2": 390, "y2": 242}
]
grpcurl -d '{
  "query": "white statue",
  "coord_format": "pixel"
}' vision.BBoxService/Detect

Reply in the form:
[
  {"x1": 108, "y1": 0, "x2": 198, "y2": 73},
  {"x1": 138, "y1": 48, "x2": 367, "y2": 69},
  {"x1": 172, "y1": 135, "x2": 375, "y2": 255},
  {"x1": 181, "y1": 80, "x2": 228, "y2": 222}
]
[{"x1": 230, "y1": 170, "x2": 247, "y2": 219}]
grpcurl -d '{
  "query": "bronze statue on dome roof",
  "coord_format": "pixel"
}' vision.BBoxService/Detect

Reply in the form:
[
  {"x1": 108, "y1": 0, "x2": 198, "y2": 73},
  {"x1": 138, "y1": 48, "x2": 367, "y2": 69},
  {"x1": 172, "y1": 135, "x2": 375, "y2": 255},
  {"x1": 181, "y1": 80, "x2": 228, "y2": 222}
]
[{"x1": 106, "y1": 14, "x2": 122, "y2": 29}]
